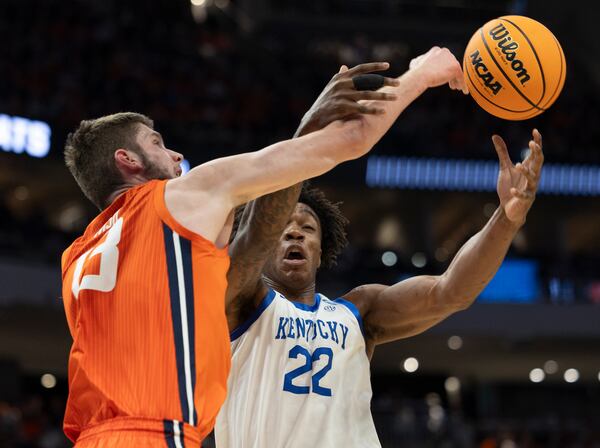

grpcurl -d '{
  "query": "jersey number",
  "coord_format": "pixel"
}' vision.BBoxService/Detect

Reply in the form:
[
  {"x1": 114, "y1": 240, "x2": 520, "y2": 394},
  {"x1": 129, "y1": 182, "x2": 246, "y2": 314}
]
[
  {"x1": 71, "y1": 217, "x2": 123, "y2": 299},
  {"x1": 283, "y1": 345, "x2": 333, "y2": 397}
]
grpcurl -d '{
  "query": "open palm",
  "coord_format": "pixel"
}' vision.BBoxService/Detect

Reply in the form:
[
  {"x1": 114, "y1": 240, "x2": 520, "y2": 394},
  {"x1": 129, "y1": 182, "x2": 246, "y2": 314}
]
[{"x1": 494, "y1": 129, "x2": 544, "y2": 224}]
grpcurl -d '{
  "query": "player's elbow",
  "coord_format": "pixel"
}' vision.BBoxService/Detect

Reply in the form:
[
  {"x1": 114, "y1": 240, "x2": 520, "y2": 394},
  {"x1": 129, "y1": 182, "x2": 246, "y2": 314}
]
[
  {"x1": 431, "y1": 276, "x2": 477, "y2": 314},
  {"x1": 444, "y1": 289, "x2": 477, "y2": 312}
]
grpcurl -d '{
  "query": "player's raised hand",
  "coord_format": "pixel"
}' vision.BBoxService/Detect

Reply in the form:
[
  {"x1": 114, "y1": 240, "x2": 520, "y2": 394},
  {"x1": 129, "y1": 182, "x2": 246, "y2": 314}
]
[
  {"x1": 493, "y1": 129, "x2": 544, "y2": 224},
  {"x1": 409, "y1": 46, "x2": 468, "y2": 94},
  {"x1": 295, "y1": 62, "x2": 400, "y2": 137}
]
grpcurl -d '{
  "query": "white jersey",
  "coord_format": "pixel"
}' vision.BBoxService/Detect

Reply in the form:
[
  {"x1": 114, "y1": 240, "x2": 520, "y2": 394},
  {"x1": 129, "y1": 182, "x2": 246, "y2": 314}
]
[{"x1": 215, "y1": 288, "x2": 381, "y2": 448}]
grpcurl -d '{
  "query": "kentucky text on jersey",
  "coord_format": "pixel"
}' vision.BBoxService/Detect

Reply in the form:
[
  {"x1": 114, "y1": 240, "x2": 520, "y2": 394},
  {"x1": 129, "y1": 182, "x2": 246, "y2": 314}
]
[{"x1": 275, "y1": 317, "x2": 350, "y2": 349}]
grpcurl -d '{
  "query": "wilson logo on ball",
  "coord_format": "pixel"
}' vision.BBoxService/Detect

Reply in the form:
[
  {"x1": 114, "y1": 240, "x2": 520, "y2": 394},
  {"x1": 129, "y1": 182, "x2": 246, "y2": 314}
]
[{"x1": 489, "y1": 23, "x2": 531, "y2": 85}]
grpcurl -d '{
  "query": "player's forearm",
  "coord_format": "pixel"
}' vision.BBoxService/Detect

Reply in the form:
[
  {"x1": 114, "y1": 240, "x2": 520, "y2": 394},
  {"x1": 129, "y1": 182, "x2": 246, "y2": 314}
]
[
  {"x1": 438, "y1": 207, "x2": 522, "y2": 308},
  {"x1": 232, "y1": 70, "x2": 429, "y2": 205},
  {"x1": 230, "y1": 121, "x2": 364, "y2": 205},
  {"x1": 225, "y1": 183, "x2": 302, "y2": 307},
  {"x1": 358, "y1": 69, "x2": 428, "y2": 148}
]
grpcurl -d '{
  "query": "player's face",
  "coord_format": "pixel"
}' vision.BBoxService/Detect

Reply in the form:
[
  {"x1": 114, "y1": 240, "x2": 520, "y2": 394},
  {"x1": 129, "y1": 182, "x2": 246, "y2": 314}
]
[
  {"x1": 134, "y1": 124, "x2": 184, "y2": 180},
  {"x1": 263, "y1": 203, "x2": 323, "y2": 290}
]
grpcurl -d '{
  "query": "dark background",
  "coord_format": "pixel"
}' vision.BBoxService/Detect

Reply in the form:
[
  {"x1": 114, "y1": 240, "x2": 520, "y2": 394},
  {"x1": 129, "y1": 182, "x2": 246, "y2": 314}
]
[{"x1": 1, "y1": 0, "x2": 599, "y2": 447}]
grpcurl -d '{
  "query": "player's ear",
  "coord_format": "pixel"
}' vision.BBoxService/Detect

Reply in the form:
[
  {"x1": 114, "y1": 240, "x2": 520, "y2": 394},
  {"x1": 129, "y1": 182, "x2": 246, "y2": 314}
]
[
  {"x1": 114, "y1": 149, "x2": 143, "y2": 174},
  {"x1": 317, "y1": 248, "x2": 322, "y2": 268}
]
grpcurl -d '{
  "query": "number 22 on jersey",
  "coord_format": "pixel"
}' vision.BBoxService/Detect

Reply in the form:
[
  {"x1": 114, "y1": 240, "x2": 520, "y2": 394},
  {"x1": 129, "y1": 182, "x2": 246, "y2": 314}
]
[
  {"x1": 71, "y1": 216, "x2": 124, "y2": 299},
  {"x1": 283, "y1": 345, "x2": 333, "y2": 397}
]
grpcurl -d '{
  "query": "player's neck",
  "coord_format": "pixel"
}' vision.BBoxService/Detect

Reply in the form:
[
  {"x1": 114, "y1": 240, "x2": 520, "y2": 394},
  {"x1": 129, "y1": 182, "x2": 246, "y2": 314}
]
[
  {"x1": 105, "y1": 177, "x2": 148, "y2": 207},
  {"x1": 262, "y1": 275, "x2": 316, "y2": 304}
]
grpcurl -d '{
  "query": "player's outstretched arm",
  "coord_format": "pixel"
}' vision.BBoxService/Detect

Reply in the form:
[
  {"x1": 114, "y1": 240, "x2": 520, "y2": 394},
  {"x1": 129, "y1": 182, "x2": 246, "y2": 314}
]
[
  {"x1": 164, "y1": 119, "x2": 365, "y2": 244},
  {"x1": 355, "y1": 46, "x2": 467, "y2": 151},
  {"x1": 226, "y1": 63, "x2": 400, "y2": 328},
  {"x1": 344, "y1": 130, "x2": 544, "y2": 357},
  {"x1": 164, "y1": 47, "x2": 464, "y2": 245}
]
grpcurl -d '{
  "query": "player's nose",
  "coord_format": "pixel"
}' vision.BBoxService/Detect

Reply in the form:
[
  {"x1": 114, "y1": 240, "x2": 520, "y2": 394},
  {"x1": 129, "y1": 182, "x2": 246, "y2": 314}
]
[
  {"x1": 284, "y1": 227, "x2": 304, "y2": 241},
  {"x1": 169, "y1": 149, "x2": 183, "y2": 162}
]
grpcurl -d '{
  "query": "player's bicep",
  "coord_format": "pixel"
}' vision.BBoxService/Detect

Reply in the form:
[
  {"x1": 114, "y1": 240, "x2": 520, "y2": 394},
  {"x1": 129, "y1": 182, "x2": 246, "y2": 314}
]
[{"x1": 362, "y1": 275, "x2": 455, "y2": 345}]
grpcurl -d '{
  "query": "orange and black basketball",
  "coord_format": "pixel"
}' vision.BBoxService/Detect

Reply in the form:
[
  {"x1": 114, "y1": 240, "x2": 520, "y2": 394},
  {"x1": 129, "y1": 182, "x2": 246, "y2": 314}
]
[{"x1": 463, "y1": 15, "x2": 566, "y2": 120}]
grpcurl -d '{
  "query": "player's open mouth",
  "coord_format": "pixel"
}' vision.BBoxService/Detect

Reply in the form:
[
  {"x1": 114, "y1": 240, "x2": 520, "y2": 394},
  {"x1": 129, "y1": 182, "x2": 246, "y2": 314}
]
[{"x1": 283, "y1": 246, "x2": 307, "y2": 265}]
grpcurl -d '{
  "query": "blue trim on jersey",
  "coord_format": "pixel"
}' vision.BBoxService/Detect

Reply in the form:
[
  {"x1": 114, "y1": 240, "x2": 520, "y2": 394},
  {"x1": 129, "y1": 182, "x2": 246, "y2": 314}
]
[
  {"x1": 163, "y1": 420, "x2": 185, "y2": 448},
  {"x1": 289, "y1": 293, "x2": 321, "y2": 312},
  {"x1": 334, "y1": 297, "x2": 365, "y2": 335},
  {"x1": 179, "y1": 236, "x2": 198, "y2": 426},
  {"x1": 163, "y1": 224, "x2": 197, "y2": 426},
  {"x1": 231, "y1": 288, "x2": 277, "y2": 341}
]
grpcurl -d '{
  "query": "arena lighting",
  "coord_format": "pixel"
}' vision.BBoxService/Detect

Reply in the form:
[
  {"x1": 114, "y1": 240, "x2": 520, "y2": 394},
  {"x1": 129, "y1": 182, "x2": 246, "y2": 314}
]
[
  {"x1": 564, "y1": 368, "x2": 580, "y2": 383},
  {"x1": 403, "y1": 357, "x2": 419, "y2": 373},
  {"x1": 0, "y1": 113, "x2": 51, "y2": 158},
  {"x1": 447, "y1": 335, "x2": 463, "y2": 350},
  {"x1": 41, "y1": 373, "x2": 57, "y2": 389},
  {"x1": 366, "y1": 156, "x2": 600, "y2": 196},
  {"x1": 544, "y1": 360, "x2": 559, "y2": 374},
  {"x1": 444, "y1": 376, "x2": 460, "y2": 393},
  {"x1": 529, "y1": 368, "x2": 545, "y2": 383},
  {"x1": 381, "y1": 251, "x2": 398, "y2": 267},
  {"x1": 411, "y1": 252, "x2": 426, "y2": 268}
]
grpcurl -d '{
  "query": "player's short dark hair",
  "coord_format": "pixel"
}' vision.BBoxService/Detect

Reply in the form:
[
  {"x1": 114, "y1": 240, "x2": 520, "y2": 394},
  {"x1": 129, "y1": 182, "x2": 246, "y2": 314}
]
[
  {"x1": 298, "y1": 185, "x2": 349, "y2": 269},
  {"x1": 64, "y1": 112, "x2": 153, "y2": 209}
]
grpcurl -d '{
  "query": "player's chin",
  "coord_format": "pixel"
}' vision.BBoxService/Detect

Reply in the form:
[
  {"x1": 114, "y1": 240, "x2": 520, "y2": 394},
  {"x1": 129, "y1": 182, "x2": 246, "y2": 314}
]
[{"x1": 282, "y1": 267, "x2": 311, "y2": 284}]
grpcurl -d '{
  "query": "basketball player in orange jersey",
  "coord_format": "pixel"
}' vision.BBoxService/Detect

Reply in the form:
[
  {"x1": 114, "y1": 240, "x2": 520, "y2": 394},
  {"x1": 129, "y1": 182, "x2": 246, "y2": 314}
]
[
  {"x1": 217, "y1": 49, "x2": 544, "y2": 446},
  {"x1": 61, "y1": 47, "x2": 466, "y2": 447}
]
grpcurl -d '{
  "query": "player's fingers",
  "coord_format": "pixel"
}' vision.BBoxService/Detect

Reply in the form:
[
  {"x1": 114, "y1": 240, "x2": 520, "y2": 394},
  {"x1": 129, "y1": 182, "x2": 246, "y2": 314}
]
[
  {"x1": 356, "y1": 103, "x2": 386, "y2": 115},
  {"x1": 339, "y1": 65, "x2": 349, "y2": 73},
  {"x1": 510, "y1": 187, "x2": 534, "y2": 201},
  {"x1": 383, "y1": 76, "x2": 400, "y2": 87},
  {"x1": 454, "y1": 75, "x2": 469, "y2": 94},
  {"x1": 516, "y1": 163, "x2": 538, "y2": 190},
  {"x1": 347, "y1": 90, "x2": 397, "y2": 101},
  {"x1": 334, "y1": 99, "x2": 385, "y2": 115},
  {"x1": 529, "y1": 139, "x2": 544, "y2": 172},
  {"x1": 533, "y1": 128, "x2": 543, "y2": 149},
  {"x1": 336, "y1": 76, "x2": 399, "y2": 91},
  {"x1": 344, "y1": 62, "x2": 390, "y2": 77},
  {"x1": 492, "y1": 135, "x2": 512, "y2": 170}
]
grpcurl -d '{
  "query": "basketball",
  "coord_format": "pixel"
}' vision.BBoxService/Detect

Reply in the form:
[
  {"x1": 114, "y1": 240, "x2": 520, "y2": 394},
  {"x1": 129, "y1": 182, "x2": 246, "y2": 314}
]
[{"x1": 463, "y1": 15, "x2": 566, "y2": 120}]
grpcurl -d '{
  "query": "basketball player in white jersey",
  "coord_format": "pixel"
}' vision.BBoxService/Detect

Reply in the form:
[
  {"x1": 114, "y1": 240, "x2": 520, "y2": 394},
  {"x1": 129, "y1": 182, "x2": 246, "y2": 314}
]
[{"x1": 215, "y1": 48, "x2": 545, "y2": 447}]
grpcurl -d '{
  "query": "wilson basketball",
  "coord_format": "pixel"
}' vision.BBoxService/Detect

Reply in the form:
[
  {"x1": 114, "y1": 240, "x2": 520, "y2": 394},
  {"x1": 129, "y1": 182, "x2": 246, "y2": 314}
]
[{"x1": 463, "y1": 15, "x2": 566, "y2": 120}]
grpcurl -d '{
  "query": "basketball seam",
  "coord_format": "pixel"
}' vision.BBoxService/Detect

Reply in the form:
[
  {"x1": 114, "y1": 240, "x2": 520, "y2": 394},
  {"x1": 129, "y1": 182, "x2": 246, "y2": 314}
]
[
  {"x1": 464, "y1": 52, "x2": 535, "y2": 115},
  {"x1": 539, "y1": 35, "x2": 565, "y2": 110},
  {"x1": 501, "y1": 17, "x2": 547, "y2": 105},
  {"x1": 479, "y1": 27, "x2": 544, "y2": 112}
]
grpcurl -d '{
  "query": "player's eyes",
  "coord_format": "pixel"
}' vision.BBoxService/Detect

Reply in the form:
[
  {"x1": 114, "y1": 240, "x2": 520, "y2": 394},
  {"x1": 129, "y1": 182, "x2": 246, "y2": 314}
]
[{"x1": 303, "y1": 225, "x2": 315, "y2": 231}]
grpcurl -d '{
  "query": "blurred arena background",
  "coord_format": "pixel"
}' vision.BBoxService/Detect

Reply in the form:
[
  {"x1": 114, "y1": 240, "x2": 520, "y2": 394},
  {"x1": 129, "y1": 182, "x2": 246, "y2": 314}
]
[{"x1": 1, "y1": 0, "x2": 599, "y2": 446}]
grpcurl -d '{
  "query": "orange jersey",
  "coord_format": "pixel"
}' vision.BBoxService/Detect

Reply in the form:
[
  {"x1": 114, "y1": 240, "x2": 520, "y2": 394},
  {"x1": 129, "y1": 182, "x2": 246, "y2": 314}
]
[{"x1": 61, "y1": 180, "x2": 231, "y2": 445}]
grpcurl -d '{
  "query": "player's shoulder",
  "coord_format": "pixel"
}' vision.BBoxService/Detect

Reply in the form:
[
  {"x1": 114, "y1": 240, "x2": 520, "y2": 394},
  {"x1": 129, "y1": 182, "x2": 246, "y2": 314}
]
[
  {"x1": 335, "y1": 284, "x2": 388, "y2": 319},
  {"x1": 342, "y1": 284, "x2": 387, "y2": 302}
]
